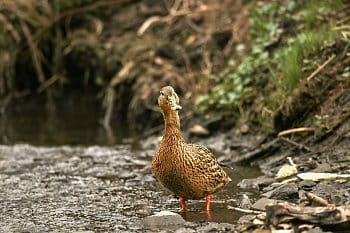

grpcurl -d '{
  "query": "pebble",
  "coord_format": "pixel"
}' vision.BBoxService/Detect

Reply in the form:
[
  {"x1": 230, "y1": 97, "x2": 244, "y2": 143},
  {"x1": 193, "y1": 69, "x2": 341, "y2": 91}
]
[
  {"x1": 142, "y1": 211, "x2": 185, "y2": 228},
  {"x1": 175, "y1": 227, "x2": 196, "y2": 233},
  {"x1": 263, "y1": 183, "x2": 299, "y2": 200},
  {"x1": 238, "y1": 176, "x2": 275, "y2": 189},
  {"x1": 252, "y1": 198, "x2": 279, "y2": 211}
]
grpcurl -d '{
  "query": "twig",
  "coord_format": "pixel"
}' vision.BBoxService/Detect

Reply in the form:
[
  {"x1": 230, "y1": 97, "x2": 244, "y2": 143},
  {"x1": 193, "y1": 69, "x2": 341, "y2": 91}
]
[
  {"x1": 271, "y1": 177, "x2": 299, "y2": 187},
  {"x1": 266, "y1": 202, "x2": 350, "y2": 226},
  {"x1": 278, "y1": 127, "x2": 314, "y2": 137},
  {"x1": 20, "y1": 20, "x2": 46, "y2": 84},
  {"x1": 137, "y1": 16, "x2": 170, "y2": 36},
  {"x1": 0, "y1": 94, "x2": 12, "y2": 115},
  {"x1": 306, "y1": 54, "x2": 336, "y2": 81},
  {"x1": 37, "y1": 75, "x2": 60, "y2": 93},
  {"x1": 287, "y1": 157, "x2": 296, "y2": 166},
  {"x1": 305, "y1": 192, "x2": 331, "y2": 207},
  {"x1": 279, "y1": 136, "x2": 312, "y2": 152},
  {"x1": 227, "y1": 205, "x2": 264, "y2": 214},
  {"x1": 137, "y1": 4, "x2": 215, "y2": 36},
  {"x1": 102, "y1": 88, "x2": 115, "y2": 129},
  {"x1": 102, "y1": 61, "x2": 134, "y2": 128}
]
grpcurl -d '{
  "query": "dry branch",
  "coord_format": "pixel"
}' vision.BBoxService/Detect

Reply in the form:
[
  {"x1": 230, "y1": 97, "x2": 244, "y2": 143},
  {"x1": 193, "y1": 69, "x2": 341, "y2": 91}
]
[
  {"x1": 306, "y1": 54, "x2": 336, "y2": 82},
  {"x1": 227, "y1": 205, "x2": 264, "y2": 214},
  {"x1": 137, "y1": 3, "x2": 215, "y2": 36},
  {"x1": 279, "y1": 136, "x2": 312, "y2": 152},
  {"x1": 278, "y1": 127, "x2": 315, "y2": 137},
  {"x1": 306, "y1": 192, "x2": 330, "y2": 207},
  {"x1": 266, "y1": 202, "x2": 350, "y2": 226},
  {"x1": 20, "y1": 20, "x2": 46, "y2": 84}
]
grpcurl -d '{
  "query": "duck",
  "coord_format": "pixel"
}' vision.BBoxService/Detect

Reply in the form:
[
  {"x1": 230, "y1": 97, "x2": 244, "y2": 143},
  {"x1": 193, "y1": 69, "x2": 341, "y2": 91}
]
[{"x1": 152, "y1": 86, "x2": 231, "y2": 212}]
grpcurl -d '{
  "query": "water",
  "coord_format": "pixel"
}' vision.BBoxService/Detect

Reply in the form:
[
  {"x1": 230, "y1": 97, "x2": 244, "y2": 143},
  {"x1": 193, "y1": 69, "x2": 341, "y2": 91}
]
[
  {"x1": 0, "y1": 92, "x2": 262, "y2": 229},
  {"x1": 0, "y1": 91, "x2": 133, "y2": 145},
  {"x1": 151, "y1": 166, "x2": 261, "y2": 224}
]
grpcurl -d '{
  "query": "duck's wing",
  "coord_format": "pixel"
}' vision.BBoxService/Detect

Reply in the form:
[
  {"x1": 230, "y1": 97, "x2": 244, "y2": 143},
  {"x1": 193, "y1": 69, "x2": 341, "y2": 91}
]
[
  {"x1": 187, "y1": 144, "x2": 231, "y2": 168},
  {"x1": 187, "y1": 144, "x2": 216, "y2": 159},
  {"x1": 186, "y1": 143, "x2": 231, "y2": 188}
]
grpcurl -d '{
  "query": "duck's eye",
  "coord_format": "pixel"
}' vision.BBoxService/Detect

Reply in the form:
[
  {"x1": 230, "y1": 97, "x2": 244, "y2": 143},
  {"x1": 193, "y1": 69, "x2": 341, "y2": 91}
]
[{"x1": 160, "y1": 91, "x2": 164, "y2": 96}]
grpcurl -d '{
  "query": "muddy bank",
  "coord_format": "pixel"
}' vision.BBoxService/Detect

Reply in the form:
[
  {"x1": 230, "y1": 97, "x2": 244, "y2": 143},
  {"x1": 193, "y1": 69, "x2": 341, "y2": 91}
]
[
  {"x1": 1, "y1": 119, "x2": 350, "y2": 232},
  {"x1": 0, "y1": 143, "x2": 261, "y2": 232},
  {"x1": 0, "y1": 144, "x2": 153, "y2": 232}
]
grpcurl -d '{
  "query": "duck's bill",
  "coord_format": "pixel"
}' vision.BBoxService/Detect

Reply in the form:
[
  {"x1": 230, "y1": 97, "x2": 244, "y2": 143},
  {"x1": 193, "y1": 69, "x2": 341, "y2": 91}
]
[{"x1": 169, "y1": 98, "x2": 182, "y2": 110}]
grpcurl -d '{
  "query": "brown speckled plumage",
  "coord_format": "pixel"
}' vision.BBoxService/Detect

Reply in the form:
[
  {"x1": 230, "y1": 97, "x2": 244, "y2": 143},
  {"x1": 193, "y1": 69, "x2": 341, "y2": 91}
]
[{"x1": 152, "y1": 86, "x2": 231, "y2": 211}]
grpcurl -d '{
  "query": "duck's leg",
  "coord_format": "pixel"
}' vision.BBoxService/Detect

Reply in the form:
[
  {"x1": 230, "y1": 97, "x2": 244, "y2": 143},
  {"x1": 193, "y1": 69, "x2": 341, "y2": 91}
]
[
  {"x1": 179, "y1": 197, "x2": 187, "y2": 211},
  {"x1": 205, "y1": 195, "x2": 211, "y2": 212}
]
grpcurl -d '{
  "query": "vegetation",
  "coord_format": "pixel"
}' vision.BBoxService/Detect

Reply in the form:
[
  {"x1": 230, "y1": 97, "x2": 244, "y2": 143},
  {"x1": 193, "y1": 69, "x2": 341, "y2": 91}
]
[
  {"x1": 197, "y1": 0, "x2": 346, "y2": 131},
  {"x1": 0, "y1": 0, "x2": 348, "y2": 132},
  {"x1": 0, "y1": 0, "x2": 246, "y2": 129}
]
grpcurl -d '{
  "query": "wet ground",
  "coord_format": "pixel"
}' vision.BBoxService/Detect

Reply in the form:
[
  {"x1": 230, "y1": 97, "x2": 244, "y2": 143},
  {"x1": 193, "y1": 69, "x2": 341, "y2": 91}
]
[
  {"x1": 0, "y1": 144, "x2": 261, "y2": 232},
  {"x1": 2, "y1": 92, "x2": 350, "y2": 232},
  {"x1": 0, "y1": 93, "x2": 262, "y2": 232}
]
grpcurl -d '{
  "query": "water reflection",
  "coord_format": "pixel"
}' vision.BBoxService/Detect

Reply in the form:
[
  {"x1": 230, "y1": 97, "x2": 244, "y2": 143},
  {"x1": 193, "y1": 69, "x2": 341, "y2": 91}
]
[{"x1": 0, "y1": 91, "x2": 132, "y2": 145}]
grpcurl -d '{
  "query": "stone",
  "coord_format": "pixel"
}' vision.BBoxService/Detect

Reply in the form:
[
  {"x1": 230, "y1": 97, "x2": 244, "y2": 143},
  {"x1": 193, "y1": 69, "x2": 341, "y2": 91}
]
[
  {"x1": 218, "y1": 223, "x2": 236, "y2": 231},
  {"x1": 263, "y1": 183, "x2": 299, "y2": 200},
  {"x1": 189, "y1": 124, "x2": 209, "y2": 136},
  {"x1": 252, "y1": 198, "x2": 279, "y2": 211},
  {"x1": 305, "y1": 227, "x2": 332, "y2": 233},
  {"x1": 196, "y1": 222, "x2": 219, "y2": 233},
  {"x1": 175, "y1": 227, "x2": 196, "y2": 233},
  {"x1": 237, "y1": 214, "x2": 255, "y2": 224},
  {"x1": 141, "y1": 211, "x2": 185, "y2": 228},
  {"x1": 237, "y1": 176, "x2": 275, "y2": 189},
  {"x1": 298, "y1": 180, "x2": 317, "y2": 191}
]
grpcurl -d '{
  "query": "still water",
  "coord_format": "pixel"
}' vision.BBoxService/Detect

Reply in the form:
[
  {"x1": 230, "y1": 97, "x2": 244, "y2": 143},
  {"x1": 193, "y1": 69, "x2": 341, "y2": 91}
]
[{"x1": 0, "y1": 92, "x2": 132, "y2": 145}]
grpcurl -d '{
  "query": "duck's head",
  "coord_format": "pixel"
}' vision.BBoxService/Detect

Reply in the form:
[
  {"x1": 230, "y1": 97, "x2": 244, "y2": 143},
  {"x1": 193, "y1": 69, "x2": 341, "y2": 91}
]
[{"x1": 158, "y1": 86, "x2": 182, "y2": 112}]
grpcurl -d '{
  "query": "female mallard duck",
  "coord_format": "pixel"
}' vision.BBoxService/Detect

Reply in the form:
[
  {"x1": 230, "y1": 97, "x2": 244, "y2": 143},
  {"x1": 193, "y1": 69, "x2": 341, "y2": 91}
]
[{"x1": 152, "y1": 86, "x2": 231, "y2": 212}]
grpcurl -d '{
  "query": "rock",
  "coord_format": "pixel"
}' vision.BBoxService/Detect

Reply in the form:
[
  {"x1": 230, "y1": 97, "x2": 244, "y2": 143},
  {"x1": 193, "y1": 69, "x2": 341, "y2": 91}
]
[
  {"x1": 305, "y1": 226, "x2": 332, "y2": 233},
  {"x1": 195, "y1": 222, "x2": 235, "y2": 233},
  {"x1": 238, "y1": 194, "x2": 252, "y2": 209},
  {"x1": 252, "y1": 198, "x2": 279, "y2": 211},
  {"x1": 183, "y1": 221, "x2": 200, "y2": 228},
  {"x1": 298, "y1": 180, "x2": 317, "y2": 191},
  {"x1": 141, "y1": 211, "x2": 185, "y2": 228},
  {"x1": 237, "y1": 176, "x2": 275, "y2": 189},
  {"x1": 196, "y1": 222, "x2": 219, "y2": 233},
  {"x1": 310, "y1": 163, "x2": 332, "y2": 173},
  {"x1": 237, "y1": 214, "x2": 255, "y2": 224},
  {"x1": 240, "y1": 124, "x2": 250, "y2": 134},
  {"x1": 218, "y1": 223, "x2": 235, "y2": 232},
  {"x1": 175, "y1": 227, "x2": 196, "y2": 233},
  {"x1": 312, "y1": 182, "x2": 344, "y2": 205},
  {"x1": 72, "y1": 231, "x2": 95, "y2": 233},
  {"x1": 275, "y1": 164, "x2": 298, "y2": 179},
  {"x1": 189, "y1": 124, "x2": 209, "y2": 136},
  {"x1": 263, "y1": 183, "x2": 299, "y2": 200}
]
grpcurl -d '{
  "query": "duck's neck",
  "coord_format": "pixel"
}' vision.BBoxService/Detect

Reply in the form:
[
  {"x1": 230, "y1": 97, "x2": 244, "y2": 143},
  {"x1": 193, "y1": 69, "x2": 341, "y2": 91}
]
[{"x1": 162, "y1": 109, "x2": 184, "y2": 142}]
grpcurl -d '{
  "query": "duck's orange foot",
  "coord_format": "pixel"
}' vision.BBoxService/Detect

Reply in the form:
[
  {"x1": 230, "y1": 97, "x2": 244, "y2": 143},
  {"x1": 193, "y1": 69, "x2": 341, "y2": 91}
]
[
  {"x1": 205, "y1": 195, "x2": 211, "y2": 212},
  {"x1": 180, "y1": 197, "x2": 187, "y2": 212},
  {"x1": 200, "y1": 195, "x2": 212, "y2": 221}
]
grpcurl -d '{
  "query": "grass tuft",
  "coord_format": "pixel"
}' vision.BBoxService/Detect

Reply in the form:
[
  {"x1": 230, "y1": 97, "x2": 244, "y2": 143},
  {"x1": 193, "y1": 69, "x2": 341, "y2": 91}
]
[{"x1": 274, "y1": 30, "x2": 337, "y2": 92}]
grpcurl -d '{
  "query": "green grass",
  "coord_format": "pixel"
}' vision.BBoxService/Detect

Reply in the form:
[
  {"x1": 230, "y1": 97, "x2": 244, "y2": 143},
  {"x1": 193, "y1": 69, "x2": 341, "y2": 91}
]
[{"x1": 274, "y1": 30, "x2": 337, "y2": 92}]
